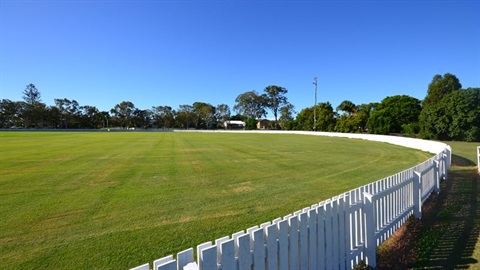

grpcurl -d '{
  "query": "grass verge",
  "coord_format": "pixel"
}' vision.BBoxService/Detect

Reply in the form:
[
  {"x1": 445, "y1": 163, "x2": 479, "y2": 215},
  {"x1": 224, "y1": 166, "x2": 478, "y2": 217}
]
[{"x1": 377, "y1": 140, "x2": 480, "y2": 269}]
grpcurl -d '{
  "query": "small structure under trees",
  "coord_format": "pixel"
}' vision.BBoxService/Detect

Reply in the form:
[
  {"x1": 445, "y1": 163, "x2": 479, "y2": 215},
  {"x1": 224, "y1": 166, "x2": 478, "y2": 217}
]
[
  {"x1": 256, "y1": 119, "x2": 270, "y2": 130},
  {"x1": 223, "y1": 120, "x2": 245, "y2": 130}
]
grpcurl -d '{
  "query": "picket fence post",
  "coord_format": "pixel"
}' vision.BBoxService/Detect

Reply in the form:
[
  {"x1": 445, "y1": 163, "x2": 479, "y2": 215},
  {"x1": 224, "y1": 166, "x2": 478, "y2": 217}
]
[
  {"x1": 177, "y1": 248, "x2": 194, "y2": 270},
  {"x1": 413, "y1": 171, "x2": 422, "y2": 219},
  {"x1": 434, "y1": 159, "x2": 440, "y2": 193},
  {"x1": 477, "y1": 146, "x2": 480, "y2": 174},
  {"x1": 443, "y1": 152, "x2": 449, "y2": 179},
  {"x1": 363, "y1": 192, "x2": 376, "y2": 268},
  {"x1": 130, "y1": 263, "x2": 149, "y2": 270}
]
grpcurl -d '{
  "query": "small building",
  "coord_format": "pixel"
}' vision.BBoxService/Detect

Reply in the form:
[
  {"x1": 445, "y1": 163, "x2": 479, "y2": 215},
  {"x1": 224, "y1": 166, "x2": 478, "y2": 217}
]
[
  {"x1": 223, "y1": 120, "x2": 246, "y2": 130},
  {"x1": 257, "y1": 119, "x2": 270, "y2": 130}
]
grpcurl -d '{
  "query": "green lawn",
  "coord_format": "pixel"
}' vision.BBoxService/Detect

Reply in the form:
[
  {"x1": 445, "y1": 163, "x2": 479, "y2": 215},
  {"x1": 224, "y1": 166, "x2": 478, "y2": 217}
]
[
  {"x1": 444, "y1": 140, "x2": 479, "y2": 168},
  {"x1": 0, "y1": 131, "x2": 433, "y2": 269}
]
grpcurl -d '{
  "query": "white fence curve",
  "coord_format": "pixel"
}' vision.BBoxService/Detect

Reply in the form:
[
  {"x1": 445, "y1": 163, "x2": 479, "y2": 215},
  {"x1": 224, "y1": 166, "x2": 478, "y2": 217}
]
[{"x1": 131, "y1": 131, "x2": 451, "y2": 270}]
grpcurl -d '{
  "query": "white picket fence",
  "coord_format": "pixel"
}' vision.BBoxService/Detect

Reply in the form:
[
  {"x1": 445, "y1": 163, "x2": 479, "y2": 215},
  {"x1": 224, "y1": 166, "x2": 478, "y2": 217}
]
[
  {"x1": 477, "y1": 146, "x2": 480, "y2": 173},
  {"x1": 131, "y1": 132, "x2": 451, "y2": 270}
]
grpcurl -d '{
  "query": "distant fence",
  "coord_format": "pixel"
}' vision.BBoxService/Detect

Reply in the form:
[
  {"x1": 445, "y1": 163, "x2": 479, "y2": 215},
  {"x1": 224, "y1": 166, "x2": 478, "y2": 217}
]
[
  {"x1": 131, "y1": 132, "x2": 451, "y2": 270},
  {"x1": 478, "y1": 146, "x2": 480, "y2": 173}
]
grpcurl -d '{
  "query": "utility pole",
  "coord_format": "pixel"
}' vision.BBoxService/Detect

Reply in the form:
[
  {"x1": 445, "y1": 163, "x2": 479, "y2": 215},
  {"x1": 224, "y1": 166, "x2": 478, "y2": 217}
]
[{"x1": 313, "y1": 76, "x2": 317, "y2": 131}]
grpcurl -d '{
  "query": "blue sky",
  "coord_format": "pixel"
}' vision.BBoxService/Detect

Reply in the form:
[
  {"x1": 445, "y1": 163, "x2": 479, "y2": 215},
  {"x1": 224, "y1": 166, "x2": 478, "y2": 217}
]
[{"x1": 1, "y1": 0, "x2": 479, "y2": 118}]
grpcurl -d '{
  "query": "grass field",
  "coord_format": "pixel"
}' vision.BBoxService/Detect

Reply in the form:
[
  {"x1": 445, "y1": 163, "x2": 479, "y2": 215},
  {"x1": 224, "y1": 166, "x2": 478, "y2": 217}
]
[
  {"x1": 0, "y1": 131, "x2": 433, "y2": 269},
  {"x1": 445, "y1": 140, "x2": 479, "y2": 168}
]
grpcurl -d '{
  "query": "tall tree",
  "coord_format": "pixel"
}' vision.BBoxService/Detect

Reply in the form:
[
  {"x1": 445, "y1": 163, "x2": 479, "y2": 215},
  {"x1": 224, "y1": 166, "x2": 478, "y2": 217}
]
[
  {"x1": 0, "y1": 99, "x2": 24, "y2": 128},
  {"x1": 367, "y1": 95, "x2": 422, "y2": 134},
  {"x1": 336, "y1": 100, "x2": 357, "y2": 115},
  {"x1": 80, "y1": 105, "x2": 100, "y2": 128},
  {"x1": 98, "y1": 111, "x2": 111, "y2": 128},
  {"x1": 152, "y1": 106, "x2": 174, "y2": 129},
  {"x1": 295, "y1": 102, "x2": 336, "y2": 131},
  {"x1": 356, "y1": 103, "x2": 377, "y2": 132},
  {"x1": 215, "y1": 104, "x2": 231, "y2": 129},
  {"x1": 278, "y1": 103, "x2": 296, "y2": 130},
  {"x1": 193, "y1": 102, "x2": 215, "y2": 129},
  {"x1": 55, "y1": 98, "x2": 80, "y2": 128},
  {"x1": 234, "y1": 90, "x2": 267, "y2": 120},
  {"x1": 422, "y1": 73, "x2": 462, "y2": 107},
  {"x1": 334, "y1": 102, "x2": 374, "y2": 133},
  {"x1": 22, "y1": 84, "x2": 45, "y2": 128},
  {"x1": 22, "y1": 84, "x2": 41, "y2": 105},
  {"x1": 44, "y1": 105, "x2": 61, "y2": 128},
  {"x1": 132, "y1": 108, "x2": 151, "y2": 129},
  {"x1": 110, "y1": 101, "x2": 135, "y2": 128},
  {"x1": 176, "y1": 104, "x2": 194, "y2": 129},
  {"x1": 263, "y1": 85, "x2": 288, "y2": 128},
  {"x1": 420, "y1": 88, "x2": 480, "y2": 141}
]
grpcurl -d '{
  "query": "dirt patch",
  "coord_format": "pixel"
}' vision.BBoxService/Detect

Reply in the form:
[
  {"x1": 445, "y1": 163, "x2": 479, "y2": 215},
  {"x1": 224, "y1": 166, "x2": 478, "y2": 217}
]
[
  {"x1": 229, "y1": 181, "x2": 254, "y2": 193},
  {"x1": 376, "y1": 169, "x2": 480, "y2": 269}
]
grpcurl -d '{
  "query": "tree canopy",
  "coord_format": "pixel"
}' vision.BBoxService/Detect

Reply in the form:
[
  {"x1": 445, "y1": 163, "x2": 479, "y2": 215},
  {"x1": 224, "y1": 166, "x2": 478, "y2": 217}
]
[
  {"x1": 422, "y1": 73, "x2": 462, "y2": 107},
  {"x1": 367, "y1": 95, "x2": 422, "y2": 135},
  {"x1": 233, "y1": 90, "x2": 267, "y2": 120},
  {"x1": 295, "y1": 102, "x2": 336, "y2": 131},
  {"x1": 420, "y1": 88, "x2": 480, "y2": 141},
  {"x1": 2, "y1": 77, "x2": 478, "y2": 142},
  {"x1": 263, "y1": 85, "x2": 288, "y2": 128}
]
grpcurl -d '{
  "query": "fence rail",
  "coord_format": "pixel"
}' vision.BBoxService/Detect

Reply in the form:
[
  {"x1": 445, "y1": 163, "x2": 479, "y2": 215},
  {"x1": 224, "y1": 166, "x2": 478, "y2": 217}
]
[{"x1": 130, "y1": 132, "x2": 451, "y2": 270}]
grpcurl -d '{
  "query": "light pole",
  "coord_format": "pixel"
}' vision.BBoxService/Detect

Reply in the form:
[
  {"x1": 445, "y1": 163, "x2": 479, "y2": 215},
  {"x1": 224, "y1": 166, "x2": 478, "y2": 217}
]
[{"x1": 313, "y1": 76, "x2": 317, "y2": 131}]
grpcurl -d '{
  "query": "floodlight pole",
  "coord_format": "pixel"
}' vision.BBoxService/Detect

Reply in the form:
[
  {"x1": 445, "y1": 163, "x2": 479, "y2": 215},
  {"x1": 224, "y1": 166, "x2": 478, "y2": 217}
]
[{"x1": 313, "y1": 76, "x2": 317, "y2": 131}]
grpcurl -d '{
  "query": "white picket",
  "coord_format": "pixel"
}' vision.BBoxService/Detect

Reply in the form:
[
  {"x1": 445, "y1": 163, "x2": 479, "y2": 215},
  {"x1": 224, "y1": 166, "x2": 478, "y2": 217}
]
[
  {"x1": 247, "y1": 225, "x2": 258, "y2": 250},
  {"x1": 331, "y1": 198, "x2": 339, "y2": 269},
  {"x1": 232, "y1": 231, "x2": 244, "y2": 255},
  {"x1": 154, "y1": 255, "x2": 175, "y2": 270},
  {"x1": 299, "y1": 212, "x2": 308, "y2": 270},
  {"x1": 338, "y1": 196, "x2": 346, "y2": 270},
  {"x1": 266, "y1": 223, "x2": 278, "y2": 270},
  {"x1": 215, "y1": 236, "x2": 230, "y2": 263},
  {"x1": 130, "y1": 263, "x2": 149, "y2": 270},
  {"x1": 434, "y1": 159, "x2": 440, "y2": 193},
  {"x1": 252, "y1": 228, "x2": 265, "y2": 270},
  {"x1": 236, "y1": 233, "x2": 251, "y2": 270},
  {"x1": 363, "y1": 192, "x2": 376, "y2": 267},
  {"x1": 324, "y1": 201, "x2": 333, "y2": 270},
  {"x1": 308, "y1": 208, "x2": 317, "y2": 270},
  {"x1": 413, "y1": 171, "x2": 422, "y2": 219},
  {"x1": 317, "y1": 203, "x2": 326, "y2": 270},
  {"x1": 288, "y1": 215, "x2": 299, "y2": 270},
  {"x1": 197, "y1": 242, "x2": 212, "y2": 270},
  {"x1": 220, "y1": 239, "x2": 235, "y2": 270},
  {"x1": 200, "y1": 245, "x2": 217, "y2": 270},
  {"x1": 277, "y1": 219, "x2": 289, "y2": 270},
  {"x1": 177, "y1": 248, "x2": 194, "y2": 270},
  {"x1": 157, "y1": 260, "x2": 176, "y2": 270}
]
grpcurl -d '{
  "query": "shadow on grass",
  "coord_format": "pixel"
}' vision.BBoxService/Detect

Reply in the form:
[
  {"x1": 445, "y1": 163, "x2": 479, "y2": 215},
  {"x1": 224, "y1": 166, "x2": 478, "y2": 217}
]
[
  {"x1": 415, "y1": 169, "x2": 480, "y2": 269},
  {"x1": 451, "y1": 153, "x2": 477, "y2": 167},
  {"x1": 377, "y1": 168, "x2": 480, "y2": 269}
]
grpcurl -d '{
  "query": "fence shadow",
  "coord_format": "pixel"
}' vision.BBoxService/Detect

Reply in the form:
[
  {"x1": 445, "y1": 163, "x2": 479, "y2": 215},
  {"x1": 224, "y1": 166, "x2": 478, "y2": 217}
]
[
  {"x1": 451, "y1": 153, "x2": 477, "y2": 167},
  {"x1": 376, "y1": 168, "x2": 480, "y2": 269},
  {"x1": 417, "y1": 169, "x2": 480, "y2": 269}
]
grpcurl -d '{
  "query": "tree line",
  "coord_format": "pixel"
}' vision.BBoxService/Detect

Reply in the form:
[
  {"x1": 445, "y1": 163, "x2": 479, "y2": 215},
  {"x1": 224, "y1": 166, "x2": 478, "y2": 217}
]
[{"x1": 1, "y1": 73, "x2": 478, "y2": 141}]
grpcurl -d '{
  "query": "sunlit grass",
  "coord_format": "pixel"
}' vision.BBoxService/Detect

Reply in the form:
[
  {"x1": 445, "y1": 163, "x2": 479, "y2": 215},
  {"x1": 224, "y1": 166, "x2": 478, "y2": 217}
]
[{"x1": 0, "y1": 131, "x2": 432, "y2": 269}]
